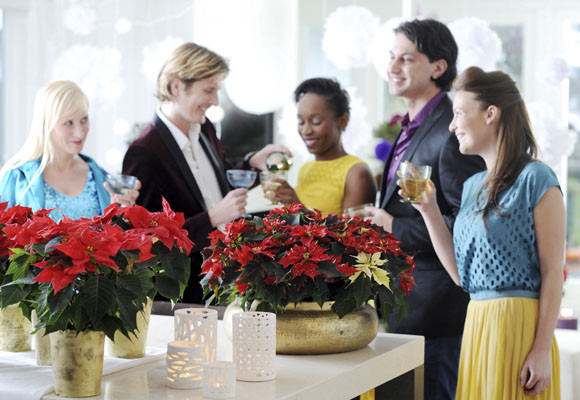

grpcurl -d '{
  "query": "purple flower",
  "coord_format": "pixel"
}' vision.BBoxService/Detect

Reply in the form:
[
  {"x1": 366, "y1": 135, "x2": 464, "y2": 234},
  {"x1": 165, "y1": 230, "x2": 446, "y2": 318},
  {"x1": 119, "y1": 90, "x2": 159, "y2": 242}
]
[{"x1": 375, "y1": 139, "x2": 393, "y2": 162}]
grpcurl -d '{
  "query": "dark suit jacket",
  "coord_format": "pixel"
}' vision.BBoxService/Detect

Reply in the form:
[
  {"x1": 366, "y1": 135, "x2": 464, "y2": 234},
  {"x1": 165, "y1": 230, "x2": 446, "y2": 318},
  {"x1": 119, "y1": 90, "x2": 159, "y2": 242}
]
[
  {"x1": 123, "y1": 114, "x2": 245, "y2": 303},
  {"x1": 380, "y1": 95, "x2": 485, "y2": 338}
]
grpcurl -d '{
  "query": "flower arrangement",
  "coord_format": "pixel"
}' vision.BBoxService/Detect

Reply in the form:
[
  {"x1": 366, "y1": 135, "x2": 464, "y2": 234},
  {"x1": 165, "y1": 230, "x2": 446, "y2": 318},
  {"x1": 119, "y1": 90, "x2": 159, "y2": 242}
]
[
  {"x1": 374, "y1": 113, "x2": 404, "y2": 162},
  {"x1": 201, "y1": 204, "x2": 415, "y2": 319},
  {"x1": 0, "y1": 198, "x2": 193, "y2": 339}
]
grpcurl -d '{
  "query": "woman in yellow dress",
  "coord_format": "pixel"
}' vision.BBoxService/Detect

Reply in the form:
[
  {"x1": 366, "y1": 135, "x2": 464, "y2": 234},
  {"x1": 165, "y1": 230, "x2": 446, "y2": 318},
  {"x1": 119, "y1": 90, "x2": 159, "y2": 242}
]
[{"x1": 267, "y1": 78, "x2": 376, "y2": 215}]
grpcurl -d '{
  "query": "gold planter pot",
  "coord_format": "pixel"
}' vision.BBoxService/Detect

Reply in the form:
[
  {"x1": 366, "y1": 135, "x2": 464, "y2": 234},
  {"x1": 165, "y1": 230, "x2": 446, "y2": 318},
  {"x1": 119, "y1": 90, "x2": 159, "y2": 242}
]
[
  {"x1": 51, "y1": 330, "x2": 105, "y2": 398},
  {"x1": 105, "y1": 298, "x2": 153, "y2": 359},
  {"x1": 0, "y1": 304, "x2": 31, "y2": 352},
  {"x1": 32, "y1": 310, "x2": 51, "y2": 365},
  {"x1": 225, "y1": 301, "x2": 378, "y2": 355}
]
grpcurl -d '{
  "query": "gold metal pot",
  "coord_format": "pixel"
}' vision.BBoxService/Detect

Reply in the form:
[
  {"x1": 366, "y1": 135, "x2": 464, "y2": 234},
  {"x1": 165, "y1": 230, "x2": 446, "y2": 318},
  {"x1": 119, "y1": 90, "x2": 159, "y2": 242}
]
[
  {"x1": 105, "y1": 298, "x2": 153, "y2": 359},
  {"x1": 276, "y1": 302, "x2": 378, "y2": 354},
  {"x1": 51, "y1": 329, "x2": 105, "y2": 398},
  {"x1": 224, "y1": 301, "x2": 378, "y2": 354},
  {"x1": 0, "y1": 304, "x2": 31, "y2": 352}
]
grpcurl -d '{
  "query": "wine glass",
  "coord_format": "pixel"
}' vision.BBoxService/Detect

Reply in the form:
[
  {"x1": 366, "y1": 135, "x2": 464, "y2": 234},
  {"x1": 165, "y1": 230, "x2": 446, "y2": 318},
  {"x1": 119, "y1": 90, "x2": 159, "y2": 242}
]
[
  {"x1": 106, "y1": 173, "x2": 138, "y2": 194},
  {"x1": 259, "y1": 171, "x2": 287, "y2": 205},
  {"x1": 399, "y1": 162, "x2": 432, "y2": 203},
  {"x1": 226, "y1": 169, "x2": 257, "y2": 189}
]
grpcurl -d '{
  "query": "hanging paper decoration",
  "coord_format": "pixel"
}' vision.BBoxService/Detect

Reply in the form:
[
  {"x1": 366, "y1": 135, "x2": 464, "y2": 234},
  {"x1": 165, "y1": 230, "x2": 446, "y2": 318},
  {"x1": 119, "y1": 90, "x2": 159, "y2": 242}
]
[
  {"x1": 528, "y1": 101, "x2": 577, "y2": 169},
  {"x1": 225, "y1": 47, "x2": 293, "y2": 115},
  {"x1": 53, "y1": 45, "x2": 124, "y2": 103},
  {"x1": 115, "y1": 18, "x2": 133, "y2": 34},
  {"x1": 63, "y1": 3, "x2": 97, "y2": 36},
  {"x1": 142, "y1": 36, "x2": 185, "y2": 86},
  {"x1": 448, "y1": 17, "x2": 502, "y2": 73},
  {"x1": 371, "y1": 18, "x2": 405, "y2": 81},
  {"x1": 538, "y1": 57, "x2": 571, "y2": 86},
  {"x1": 322, "y1": 6, "x2": 379, "y2": 70}
]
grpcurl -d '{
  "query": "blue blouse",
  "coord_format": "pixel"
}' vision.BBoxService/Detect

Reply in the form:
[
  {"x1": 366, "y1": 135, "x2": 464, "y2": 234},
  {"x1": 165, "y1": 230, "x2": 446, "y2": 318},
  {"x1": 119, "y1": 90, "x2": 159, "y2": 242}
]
[
  {"x1": 43, "y1": 168, "x2": 101, "y2": 222},
  {"x1": 453, "y1": 161, "x2": 560, "y2": 300}
]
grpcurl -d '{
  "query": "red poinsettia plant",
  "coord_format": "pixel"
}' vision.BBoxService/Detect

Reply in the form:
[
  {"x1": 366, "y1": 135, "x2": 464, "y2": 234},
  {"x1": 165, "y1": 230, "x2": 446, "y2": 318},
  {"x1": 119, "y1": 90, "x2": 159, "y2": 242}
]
[
  {"x1": 201, "y1": 204, "x2": 416, "y2": 319},
  {"x1": 0, "y1": 198, "x2": 193, "y2": 339}
]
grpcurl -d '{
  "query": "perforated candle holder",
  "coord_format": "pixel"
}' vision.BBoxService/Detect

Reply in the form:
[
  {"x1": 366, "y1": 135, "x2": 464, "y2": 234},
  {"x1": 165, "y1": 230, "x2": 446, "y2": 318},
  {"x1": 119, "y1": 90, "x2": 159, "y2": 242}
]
[
  {"x1": 166, "y1": 341, "x2": 205, "y2": 389},
  {"x1": 174, "y1": 308, "x2": 217, "y2": 362},
  {"x1": 232, "y1": 311, "x2": 276, "y2": 381},
  {"x1": 202, "y1": 361, "x2": 236, "y2": 399}
]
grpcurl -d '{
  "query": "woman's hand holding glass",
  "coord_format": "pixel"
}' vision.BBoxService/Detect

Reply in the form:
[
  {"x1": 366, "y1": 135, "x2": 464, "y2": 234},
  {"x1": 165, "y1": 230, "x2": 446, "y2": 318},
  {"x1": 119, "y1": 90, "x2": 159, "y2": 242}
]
[
  {"x1": 104, "y1": 176, "x2": 141, "y2": 207},
  {"x1": 260, "y1": 171, "x2": 298, "y2": 205}
]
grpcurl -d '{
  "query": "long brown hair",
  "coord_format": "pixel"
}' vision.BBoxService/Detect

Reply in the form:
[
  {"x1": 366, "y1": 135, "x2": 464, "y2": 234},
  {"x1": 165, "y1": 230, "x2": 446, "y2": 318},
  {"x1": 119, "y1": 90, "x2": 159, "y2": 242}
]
[{"x1": 454, "y1": 67, "x2": 537, "y2": 220}]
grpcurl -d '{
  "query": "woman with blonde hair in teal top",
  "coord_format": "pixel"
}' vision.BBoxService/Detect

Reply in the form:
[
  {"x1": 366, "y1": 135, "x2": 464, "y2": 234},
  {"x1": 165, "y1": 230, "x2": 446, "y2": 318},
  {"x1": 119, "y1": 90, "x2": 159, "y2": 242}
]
[{"x1": 0, "y1": 80, "x2": 140, "y2": 221}]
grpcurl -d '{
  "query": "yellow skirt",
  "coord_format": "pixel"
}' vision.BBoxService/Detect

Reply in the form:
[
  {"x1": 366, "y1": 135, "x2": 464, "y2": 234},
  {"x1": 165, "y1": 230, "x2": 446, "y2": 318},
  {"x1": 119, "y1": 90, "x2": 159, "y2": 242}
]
[{"x1": 456, "y1": 297, "x2": 560, "y2": 400}]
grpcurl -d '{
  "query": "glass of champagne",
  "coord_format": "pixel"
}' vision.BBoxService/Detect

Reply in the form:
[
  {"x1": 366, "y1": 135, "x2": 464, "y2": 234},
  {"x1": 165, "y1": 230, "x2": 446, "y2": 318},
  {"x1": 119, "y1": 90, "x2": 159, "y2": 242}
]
[
  {"x1": 399, "y1": 162, "x2": 432, "y2": 204},
  {"x1": 259, "y1": 171, "x2": 287, "y2": 205},
  {"x1": 226, "y1": 169, "x2": 257, "y2": 189}
]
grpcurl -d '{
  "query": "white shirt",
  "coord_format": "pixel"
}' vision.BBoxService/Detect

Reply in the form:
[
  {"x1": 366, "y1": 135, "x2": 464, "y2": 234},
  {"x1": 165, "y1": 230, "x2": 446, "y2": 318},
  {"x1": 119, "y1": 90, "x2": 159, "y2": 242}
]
[{"x1": 156, "y1": 107, "x2": 224, "y2": 210}]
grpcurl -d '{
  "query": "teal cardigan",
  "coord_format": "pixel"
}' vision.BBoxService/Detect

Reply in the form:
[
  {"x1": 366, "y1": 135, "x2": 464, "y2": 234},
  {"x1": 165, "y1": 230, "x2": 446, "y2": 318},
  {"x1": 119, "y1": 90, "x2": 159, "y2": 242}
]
[{"x1": 0, "y1": 154, "x2": 111, "y2": 214}]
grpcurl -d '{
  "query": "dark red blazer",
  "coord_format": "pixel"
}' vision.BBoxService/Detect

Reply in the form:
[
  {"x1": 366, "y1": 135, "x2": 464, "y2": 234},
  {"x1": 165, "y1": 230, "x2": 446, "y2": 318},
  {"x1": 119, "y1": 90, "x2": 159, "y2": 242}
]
[{"x1": 123, "y1": 114, "x2": 246, "y2": 303}]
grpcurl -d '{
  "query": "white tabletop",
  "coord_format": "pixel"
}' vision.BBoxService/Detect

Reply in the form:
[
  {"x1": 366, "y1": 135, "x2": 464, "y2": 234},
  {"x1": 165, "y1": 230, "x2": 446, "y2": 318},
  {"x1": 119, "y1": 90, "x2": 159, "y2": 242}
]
[{"x1": 39, "y1": 314, "x2": 424, "y2": 400}]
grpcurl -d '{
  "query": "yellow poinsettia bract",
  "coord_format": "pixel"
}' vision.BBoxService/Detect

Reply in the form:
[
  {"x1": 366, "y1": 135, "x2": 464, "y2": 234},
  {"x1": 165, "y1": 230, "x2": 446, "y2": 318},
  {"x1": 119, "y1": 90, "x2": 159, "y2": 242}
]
[{"x1": 349, "y1": 252, "x2": 391, "y2": 289}]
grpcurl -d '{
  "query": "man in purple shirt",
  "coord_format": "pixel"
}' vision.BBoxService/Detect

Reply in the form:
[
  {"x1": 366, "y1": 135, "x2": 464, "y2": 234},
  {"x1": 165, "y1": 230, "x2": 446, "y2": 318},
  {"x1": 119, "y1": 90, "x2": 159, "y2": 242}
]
[{"x1": 367, "y1": 19, "x2": 484, "y2": 400}]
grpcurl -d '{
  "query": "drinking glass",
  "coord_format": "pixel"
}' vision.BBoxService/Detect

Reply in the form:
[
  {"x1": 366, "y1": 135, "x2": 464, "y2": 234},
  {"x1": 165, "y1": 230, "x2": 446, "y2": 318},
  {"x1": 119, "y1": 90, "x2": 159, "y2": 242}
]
[
  {"x1": 259, "y1": 171, "x2": 287, "y2": 205},
  {"x1": 343, "y1": 203, "x2": 374, "y2": 218},
  {"x1": 106, "y1": 173, "x2": 137, "y2": 194},
  {"x1": 226, "y1": 169, "x2": 257, "y2": 189},
  {"x1": 399, "y1": 162, "x2": 432, "y2": 203}
]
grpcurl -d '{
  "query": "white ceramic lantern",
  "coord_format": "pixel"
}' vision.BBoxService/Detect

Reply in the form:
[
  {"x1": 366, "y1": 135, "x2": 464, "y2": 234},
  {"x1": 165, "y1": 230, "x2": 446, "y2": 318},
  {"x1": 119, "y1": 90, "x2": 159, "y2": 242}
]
[
  {"x1": 202, "y1": 361, "x2": 236, "y2": 398},
  {"x1": 174, "y1": 308, "x2": 217, "y2": 362},
  {"x1": 232, "y1": 311, "x2": 276, "y2": 381},
  {"x1": 166, "y1": 341, "x2": 205, "y2": 389}
]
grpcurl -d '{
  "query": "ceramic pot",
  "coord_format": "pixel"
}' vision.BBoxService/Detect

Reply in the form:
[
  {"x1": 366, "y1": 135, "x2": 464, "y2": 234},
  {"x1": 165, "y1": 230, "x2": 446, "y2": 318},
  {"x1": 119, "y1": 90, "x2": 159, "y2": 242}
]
[
  {"x1": 51, "y1": 329, "x2": 105, "y2": 397},
  {"x1": 105, "y1": 298, "x2": 153, "y2": 358},
  {"x1": 32, "y1": 310, "x2": 51, "y2": 365},
  {"x1": 0, "y1": 304, "x2": 31, "y2": 352}
]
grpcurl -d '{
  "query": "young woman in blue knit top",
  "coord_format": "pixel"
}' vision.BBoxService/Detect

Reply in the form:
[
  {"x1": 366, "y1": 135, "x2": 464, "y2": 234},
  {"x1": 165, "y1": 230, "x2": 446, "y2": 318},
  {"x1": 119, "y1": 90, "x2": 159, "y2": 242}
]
[{"x1": 408, "y1": 67, "x2": 563, "y2": 399}]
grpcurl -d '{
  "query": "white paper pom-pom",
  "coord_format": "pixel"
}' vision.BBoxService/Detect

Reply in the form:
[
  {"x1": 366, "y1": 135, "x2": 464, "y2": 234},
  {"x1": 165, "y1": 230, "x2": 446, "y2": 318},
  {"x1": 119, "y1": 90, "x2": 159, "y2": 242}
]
[
  {"x1": 371, "y1": 18, "x2": 405, "y2": 81},
  {"x1": 322, "y1": 6, "x2": 379, "y2": 70},
  {"x1": 528, "y1": 101, "x2": 577, "y2": 169},
  {"x1": 142, "y1": 36, "x2": 185, "y2": 86},
  {"x1": 63, "y1": 4, "x2": 97, "y2": 36},
  {"x1": 448, "y1": 17, "x2": 502, "y2": 73},
  {"x1": 53, "y1": 45, "x2": 124, "y2": 103},
  {"x1": 225, "y1": 47, "x2": 293, "y2": 115},
  {"x1": 538, "y1": 57, "x2": 571, "y2": 86}
]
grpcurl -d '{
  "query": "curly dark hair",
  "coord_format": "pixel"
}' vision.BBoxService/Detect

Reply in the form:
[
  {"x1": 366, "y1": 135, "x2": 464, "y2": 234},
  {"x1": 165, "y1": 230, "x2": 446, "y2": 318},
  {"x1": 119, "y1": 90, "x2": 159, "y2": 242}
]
[{"x1": 293, "y1": 78, "x2": 350, "y2": 118}]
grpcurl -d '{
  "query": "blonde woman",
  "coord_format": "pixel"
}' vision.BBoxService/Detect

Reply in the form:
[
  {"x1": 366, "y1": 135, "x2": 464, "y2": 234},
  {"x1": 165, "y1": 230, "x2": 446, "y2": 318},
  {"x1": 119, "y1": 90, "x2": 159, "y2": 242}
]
[{"x1": 0, "y1": 80, "x2": 139, "y2": 221}]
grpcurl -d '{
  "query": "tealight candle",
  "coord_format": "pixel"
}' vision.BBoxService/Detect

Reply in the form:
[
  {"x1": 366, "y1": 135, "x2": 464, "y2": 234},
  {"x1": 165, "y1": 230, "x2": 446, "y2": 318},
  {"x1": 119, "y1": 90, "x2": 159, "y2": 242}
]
[
  {"x1": 202, "y1": 361, "x2": 236, "y2": 399},
  {"x1": 174, "y1": 308, "x2": 217, "y2": 362},
  {"x1": 557, "y1": 307, "x2": 578, "y2": 330},
  {"x1": 232, "y1": 311, "x2": 276, "y2": 382},
  {"x1": 166, "y1": 341, "x2": 205, "y2": 389}
]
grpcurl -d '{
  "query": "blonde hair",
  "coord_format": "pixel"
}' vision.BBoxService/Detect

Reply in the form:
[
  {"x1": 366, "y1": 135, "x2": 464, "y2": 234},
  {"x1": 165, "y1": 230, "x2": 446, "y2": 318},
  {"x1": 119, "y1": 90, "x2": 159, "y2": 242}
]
[
  {"x1": 156, "y1": 43, "x2": 229, "y2": 102},
  {"x1": 0, "y1": 80, "x2": 89, "y2": 199}
]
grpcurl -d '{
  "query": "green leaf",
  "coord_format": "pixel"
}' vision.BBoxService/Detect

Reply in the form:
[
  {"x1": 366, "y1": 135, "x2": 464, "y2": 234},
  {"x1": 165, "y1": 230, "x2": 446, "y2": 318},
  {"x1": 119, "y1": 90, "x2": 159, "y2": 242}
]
[
  {"x1": 6, "y1": 251, "x2": 37, "y2": 280},
  {"x1": 117, "y1": 274, "x2": 143, "y2": 296},
  {"x1": 157, "y1": 275, "x2": 180, "y2": 300},
  {"x1": 101, "y1": 314, "x2": 125, "y2": 341},
  {"x1": 316, "y1": 261, "x2": 343, "y2": 277},
  {"x1": 0, "y1": 284, "x2": 26, "y2": 307},
  {"x1": 44, "y1": 307, "x2": 73, "y2": 333},
  {"x1": 331, "y1": 295, "x2": 357, "y2": 318},
  {"x1": 116, "y1": 288, "x2": 139, "y2": 334},
  {"x1": 159, "y1": 250, "x2": 190, "y2": 284},
  {"x1": 47, "y1": 284, "x2": 75, "y2": 319},
  {"x1": 80, "y1": 275, "x2": 115, "y2": 326}
]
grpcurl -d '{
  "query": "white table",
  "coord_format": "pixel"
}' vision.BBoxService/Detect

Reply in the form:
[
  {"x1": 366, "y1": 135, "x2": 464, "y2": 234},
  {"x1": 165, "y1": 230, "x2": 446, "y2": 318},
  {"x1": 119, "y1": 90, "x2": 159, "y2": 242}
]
[
  {"x1": 555, "y1": 329, "x2": 580, "y2": 400},
  {"x1": 42, "y1": 314, "x2": 425, "y2": 400}
]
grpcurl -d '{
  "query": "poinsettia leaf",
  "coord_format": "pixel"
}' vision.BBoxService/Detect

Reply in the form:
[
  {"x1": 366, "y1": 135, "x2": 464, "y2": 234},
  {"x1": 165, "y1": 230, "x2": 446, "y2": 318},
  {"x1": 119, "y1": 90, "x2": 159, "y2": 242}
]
[
  {"x1": 330, "y1": 242, "x2": 343, "y2": 256},
  {"x1": 117, "y1": 274, "x2": 144, "y2": 297},
  {"x1": 316, "y1": 261, "x2": 343, "y2": 277},
  {"x1": 222, "y1": 265, "x2": 242, "y2": 286},
  {"x1": 101, "y1": 313, "x2": 125, "y2": 341},
  {"x1": 45, "y1": 306, "x2": 73, "y2": 333},
  {"x1": 244, "y1": 232, "x2": 268, "y2": 242},
  {"x1": 376, "y1": 285, "x2": 394, "y2": 319},
  {"x1": 157, "y1": 275, "x2": 180, "y2": 300},
  {"x1": 281, "y1": 213, "x2": 300, "y2": 226},
  {"x1": 47, "y1": 283, "x2": 74, "y2": 319},
  {"x1": 72, "y1": 303, "x2": 90, "y2": 333},
  {"x1": 0, "y1": 283, "x2": 26, "y2": 307},
  {"x1": 331, "y1": 295, "x2": 357, "y2": 318},
  {"x1": 44, "y1": 236, "x2": 63, "y2": 254},
  {"x1": 159, "y1": 250, "x2": 190, "y2": 284},
  {"x1": 116, "y1": 288, "x2": 139, "y2": 334},
  {"x1": 6, "y1": 252, "x2": 37, "y2": 280},
  {"x1": 81, "y1": 275, "x2": 115, "y2": 326},
  {"x1": 350, "y1": 274, "x2": 371, "y2": 307},
  {"x1": 133, "y1": 264, "x2": 155, "y2": 295}
]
